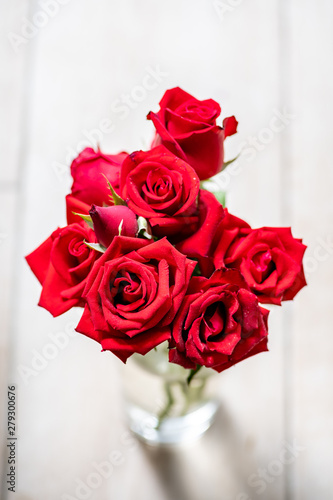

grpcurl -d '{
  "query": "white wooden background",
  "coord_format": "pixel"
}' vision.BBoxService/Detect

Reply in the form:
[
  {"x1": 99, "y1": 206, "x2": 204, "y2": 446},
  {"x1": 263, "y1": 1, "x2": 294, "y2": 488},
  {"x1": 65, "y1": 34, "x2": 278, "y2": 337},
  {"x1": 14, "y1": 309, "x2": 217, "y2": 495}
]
[{"x1": 1, "y1": 0, "x2": 333, "y2": 499}]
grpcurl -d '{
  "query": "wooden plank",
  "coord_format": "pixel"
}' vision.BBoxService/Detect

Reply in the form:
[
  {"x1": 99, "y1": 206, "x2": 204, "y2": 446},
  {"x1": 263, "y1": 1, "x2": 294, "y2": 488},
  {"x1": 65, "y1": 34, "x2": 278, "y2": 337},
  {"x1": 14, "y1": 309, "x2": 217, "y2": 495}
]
[
  {"x1": 11, "y1": 0, "x2": 287, "y2": 498},
  {"x1": 0, "y1": 1, "x2": 31, "y2": 495},
  {"x1": 287, "y1": 1, "x2": 333, "y2": 499},
  {"x1": 0, "y1": 0, "x2": 30, "y2": 184},
  {"x1": 0, "y1": 192, "x2": 18, "y2": 496}
]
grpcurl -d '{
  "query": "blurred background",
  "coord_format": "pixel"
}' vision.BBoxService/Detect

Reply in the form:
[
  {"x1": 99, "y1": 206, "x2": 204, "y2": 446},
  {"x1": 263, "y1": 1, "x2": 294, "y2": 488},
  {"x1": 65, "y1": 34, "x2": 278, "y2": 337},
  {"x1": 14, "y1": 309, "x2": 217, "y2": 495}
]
[{"x1": 1, "y1": 0, "x2": 332, "y2": 499}]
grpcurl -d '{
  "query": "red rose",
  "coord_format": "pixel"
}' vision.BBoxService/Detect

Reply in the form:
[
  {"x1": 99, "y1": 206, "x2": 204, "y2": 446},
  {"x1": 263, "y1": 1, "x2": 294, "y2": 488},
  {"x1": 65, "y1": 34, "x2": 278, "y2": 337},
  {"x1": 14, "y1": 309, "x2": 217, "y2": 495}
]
[
  {"x1": 213, "y1": 216, "x2": 307, "y2": 304},
  {"x1": 66, "y1": 147, "x2": 128, "y2": 224},
  {"x1": 147, "y1": 87, "x2": 238, "y2": 181},
  {"x1": 76, "y1": 237, "x2": 196, "y2": 362},
  {"x1": 176, "y1": 189, "x2": 225, "y2": 276},
  {"x1": 120, "y1": 145, "x2": 200, "y2": 239},
  {"x1": 26, "y1": 223, "x2": 100, "y2": 317},
  {"x1": 200, "y1": 208, "x2": 251, "y2": 277},
  {"x1": 169, "y1": 269, "x2": 269, "y2": 373},
  {"x1": 89, "y1": 205, "x2": 138, "y2": 248},
  {"x1": 210, "y1": 209, "x2": 252, "y2": 266}
]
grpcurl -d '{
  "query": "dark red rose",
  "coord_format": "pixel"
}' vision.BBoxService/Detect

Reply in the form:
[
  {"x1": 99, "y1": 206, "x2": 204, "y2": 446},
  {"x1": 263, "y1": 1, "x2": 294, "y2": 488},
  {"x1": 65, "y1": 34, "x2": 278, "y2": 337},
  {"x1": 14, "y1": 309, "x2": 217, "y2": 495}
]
[
  {"x1": 89, "y1": 205, "x2": 138, "y2": 248},
  {"x1": 76, "y1": 236, "x2": 196, "y2": 362},
  {"x1": 213, "y1": 216, "x2": 307, "y2": 304},
  {"x1": 147, "y1": 87, "x2": 238, "y2": 181},
  {"x1": 66, "y1": 147, "x2": 128, "y2": 224},
  {"x1": 120, "y1": 145, "x2": 200, "y2": 239},
  {"x1": 169, "y1": 269, "x2": 269, "y2": 373},
  {"x1": 176, "y1": 189, "x2": 225, "y2": 276},
  {"x1": 25, "y1": 223, "x2": 100, "y2": 317}
]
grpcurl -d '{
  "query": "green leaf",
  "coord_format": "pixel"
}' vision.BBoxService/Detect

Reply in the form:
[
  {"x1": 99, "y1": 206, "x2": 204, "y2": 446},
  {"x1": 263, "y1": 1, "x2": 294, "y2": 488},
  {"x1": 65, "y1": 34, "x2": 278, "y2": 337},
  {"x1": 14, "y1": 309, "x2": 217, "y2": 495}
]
[
  {"x1": 221, "y1": 154, "x2": 239, "y2": 171},
  {"x1": 212, "y1": 191, "x2": 226, "y2": 206},
  {"x1": 102, "y1": 174, "x2": 127, "y2": 206},
  {"x1": 72, "y1": 212, "x2": 94, "y2": 230},
  {"x1": 191, "y1": 261, "x2": 202, "y2": 277},
  {"x1": 187, "y1": 365, "x2": 202, "y2": 385},
  {"x1": 198, "y1": 187, "x2": 227, "y2": 207},
  {"x1": 137, "y1": 216, "x2": 153, "y2": 240},
  {"x1": 84, "y1": 241, "x2": 106, "y2": 253}
]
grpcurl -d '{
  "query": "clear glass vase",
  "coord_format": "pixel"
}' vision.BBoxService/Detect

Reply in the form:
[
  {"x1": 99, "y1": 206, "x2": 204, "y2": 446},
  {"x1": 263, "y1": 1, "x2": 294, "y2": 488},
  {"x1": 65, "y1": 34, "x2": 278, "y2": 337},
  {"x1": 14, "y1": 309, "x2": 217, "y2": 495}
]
[{"x1": 122, "y1": 342, "x2": 219, "y2": 446}]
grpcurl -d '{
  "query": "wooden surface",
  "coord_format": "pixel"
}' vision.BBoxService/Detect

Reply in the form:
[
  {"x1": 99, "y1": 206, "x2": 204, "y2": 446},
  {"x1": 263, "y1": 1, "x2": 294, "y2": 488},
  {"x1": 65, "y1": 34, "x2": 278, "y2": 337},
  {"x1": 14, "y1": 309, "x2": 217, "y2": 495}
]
[{"x1": 1, "y1": 0, "x2": 332, "y2": 498}]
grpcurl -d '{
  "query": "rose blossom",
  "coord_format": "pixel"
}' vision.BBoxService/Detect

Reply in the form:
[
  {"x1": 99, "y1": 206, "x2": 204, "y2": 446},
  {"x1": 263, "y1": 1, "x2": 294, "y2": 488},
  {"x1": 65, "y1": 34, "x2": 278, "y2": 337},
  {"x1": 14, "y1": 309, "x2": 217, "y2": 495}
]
[
  {"x1": 89, "y1": 205, "x2": 138, "y2": 248},
  {"x1": 147, "y1": 87, "x2": 238, "y2": 180},
  {"x1": 212, "y1": 213, "x2": 307, "y2": 304},
  {"x1": 25, "y1": 223, "x2": 100, "y2": 316},
  {"x1": 76, "y1": 236, "x2": 196, "y2": 362},
  {"x1": 169, "y1": 269, "x2": 269, "y2": 373},
  {"x1": 120, "y1": 145, "x2": 200, "y2": 239},
  {"x1": 66, "y1": 147, "x2": 128, "y2": 224},
  {"x1": 177, "y1": 208, "x2": 249, "y2": 277},
  {"x1": 176, "y1": 189, "x2": 226, "y2": 275}
]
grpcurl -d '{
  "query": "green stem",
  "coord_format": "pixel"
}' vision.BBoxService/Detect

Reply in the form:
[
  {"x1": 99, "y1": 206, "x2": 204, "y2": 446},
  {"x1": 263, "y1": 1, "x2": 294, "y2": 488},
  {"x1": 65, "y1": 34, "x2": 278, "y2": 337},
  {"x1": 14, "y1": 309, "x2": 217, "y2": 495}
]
[
  {"x1": 187, "y1": 365, "x2": 202, "y2": 385},
  {"x1": 156, "y1": 380, "x2": 175, "y2": 428},
  {"x1": 179, "y1": 381, "x2": 192, "y2": 416},
  {"x1": 180, "y1": 377, "x2": 207, "y2": 416},
  {"x1": 156, "y1": 366, "x2": 205, "y2": 428}
]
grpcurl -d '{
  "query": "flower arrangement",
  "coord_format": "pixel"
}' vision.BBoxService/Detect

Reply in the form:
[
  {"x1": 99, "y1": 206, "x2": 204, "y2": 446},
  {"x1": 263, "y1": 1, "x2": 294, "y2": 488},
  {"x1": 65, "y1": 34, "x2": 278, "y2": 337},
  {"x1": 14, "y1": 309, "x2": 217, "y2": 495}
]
[{"x1": 26, "y1": 87, "x2": 307, "y2": 384}]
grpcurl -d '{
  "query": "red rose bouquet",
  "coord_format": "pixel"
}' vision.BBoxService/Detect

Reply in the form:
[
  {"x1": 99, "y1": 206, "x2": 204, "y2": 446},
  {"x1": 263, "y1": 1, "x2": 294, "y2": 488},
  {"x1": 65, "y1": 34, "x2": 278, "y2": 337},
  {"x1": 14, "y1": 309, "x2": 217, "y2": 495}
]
[{"x1": 26, "y1": 87, "x2": 306, "y2": 439}]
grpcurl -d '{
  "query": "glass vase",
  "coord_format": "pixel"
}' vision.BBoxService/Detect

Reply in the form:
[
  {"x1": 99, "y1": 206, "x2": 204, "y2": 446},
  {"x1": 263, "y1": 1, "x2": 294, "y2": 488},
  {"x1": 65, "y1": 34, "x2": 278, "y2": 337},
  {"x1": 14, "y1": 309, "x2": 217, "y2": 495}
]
[{"x1": 122, "y1": 342, "x2": 219, "y2": 446}]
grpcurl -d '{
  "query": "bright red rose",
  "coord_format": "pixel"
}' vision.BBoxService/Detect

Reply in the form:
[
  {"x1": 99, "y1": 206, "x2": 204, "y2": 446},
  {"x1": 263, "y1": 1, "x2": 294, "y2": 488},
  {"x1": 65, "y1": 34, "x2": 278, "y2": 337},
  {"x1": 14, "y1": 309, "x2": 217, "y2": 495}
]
[
  {"x1": 76, "y1": 236, "x2": 196, "y2": 362},
  {"x1": 66, "y1": 147, "x2": 128, "y2": 224},
  {"x1": 169, "y1": 269, "x2": 269, "y2": 373},
  {"x1": 147, "y1": 87, "x2": 238, "y2": 181},
  {"x1": 197, "y1": 208, "x2": 251, "y2": 277},
  {"x1": 120, "y1": 145, "x2": 200, "y2": 239},
  {"x1": 213, "y1": 216, "x2": 307, "y2": 304},
  {"x1": 176, "y1": 189, "x2": 225, "y2": 276},
  {"x1": 25, "y1": 223, "x2": 100, "y2": 317},
  {"x1": 89, "y1": 205, "x2": 138, "y2": 248},
  {"x1": 210, "y1": 209, "x2": 252, "y2": 266}
]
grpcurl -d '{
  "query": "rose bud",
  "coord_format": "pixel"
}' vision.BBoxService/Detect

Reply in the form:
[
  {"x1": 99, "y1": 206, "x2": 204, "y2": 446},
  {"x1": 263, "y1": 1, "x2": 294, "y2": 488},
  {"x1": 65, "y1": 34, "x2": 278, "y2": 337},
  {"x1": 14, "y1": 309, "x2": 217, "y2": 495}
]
[{"x1": 89, "y1": 205, "x2": 138, "y2": 247}]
